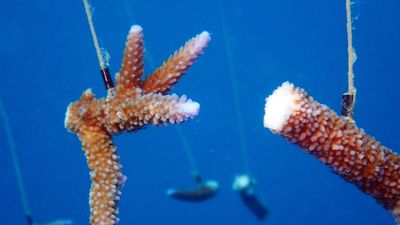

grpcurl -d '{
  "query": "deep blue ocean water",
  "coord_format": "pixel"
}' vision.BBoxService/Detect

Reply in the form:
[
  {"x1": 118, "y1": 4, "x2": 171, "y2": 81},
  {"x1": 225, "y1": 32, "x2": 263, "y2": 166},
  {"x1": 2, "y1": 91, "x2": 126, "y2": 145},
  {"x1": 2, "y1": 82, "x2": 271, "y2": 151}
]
[{"x1": 1, "y1": 0, "x2": 400, "y2": 224}]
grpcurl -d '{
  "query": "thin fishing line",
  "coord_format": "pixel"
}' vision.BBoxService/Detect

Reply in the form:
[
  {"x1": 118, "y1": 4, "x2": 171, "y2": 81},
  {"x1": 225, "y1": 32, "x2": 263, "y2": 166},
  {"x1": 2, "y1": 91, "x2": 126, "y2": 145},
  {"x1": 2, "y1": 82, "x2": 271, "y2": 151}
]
[
  {"x1": 82, "y1": 0, "x2": 106, "y2": 70},
  {"x1": 218, "y1": 1, "x2": 250, "y2": 173},
  {"x1": 0, "y1": 98, "x2": 32, "y2": 223}
]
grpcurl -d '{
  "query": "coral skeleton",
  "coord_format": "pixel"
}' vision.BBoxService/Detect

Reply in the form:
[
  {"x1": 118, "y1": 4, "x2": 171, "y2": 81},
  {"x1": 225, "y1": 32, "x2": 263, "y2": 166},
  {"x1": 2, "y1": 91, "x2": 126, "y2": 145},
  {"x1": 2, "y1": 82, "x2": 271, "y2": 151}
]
[
  {"x1": 65, "y1": 25, "x2": 210, "y2": 225},
  {"x1": 264, "y1": 82, "x2": 400, "y2": 224}
]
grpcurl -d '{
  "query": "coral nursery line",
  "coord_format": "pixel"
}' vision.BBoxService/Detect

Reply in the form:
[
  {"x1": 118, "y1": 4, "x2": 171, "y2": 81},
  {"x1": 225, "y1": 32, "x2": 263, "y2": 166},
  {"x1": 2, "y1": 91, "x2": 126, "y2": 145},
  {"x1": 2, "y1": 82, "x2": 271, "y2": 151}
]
[{"x1": 263, "y1": 82, "x2": 400, "y2": 224}]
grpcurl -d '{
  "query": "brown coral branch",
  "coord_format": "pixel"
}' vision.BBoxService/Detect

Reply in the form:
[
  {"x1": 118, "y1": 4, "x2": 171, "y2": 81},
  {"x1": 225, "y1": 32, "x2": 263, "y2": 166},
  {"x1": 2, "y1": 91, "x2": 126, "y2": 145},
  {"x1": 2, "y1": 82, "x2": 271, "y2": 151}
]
[
  {"x1": 116, "y1": 25, "x2": 145, "y2": 98},
  {"x1": 264, "y1": 82, "x2": 400, "y2": 224},
  {"x1": 79, "y1": 126, "x2": 123, "y2": 225},
  {"x1": 143, "y1": 31, "x2": 210, "y2": 94},
  {"x1": 103, "y1": 91, "x2": 200, "y2": 134}
]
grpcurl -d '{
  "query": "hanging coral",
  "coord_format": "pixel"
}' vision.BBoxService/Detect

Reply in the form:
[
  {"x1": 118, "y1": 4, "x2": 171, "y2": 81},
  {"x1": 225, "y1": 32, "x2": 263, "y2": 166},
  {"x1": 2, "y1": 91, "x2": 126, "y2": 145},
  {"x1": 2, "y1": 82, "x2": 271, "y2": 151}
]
[
  {"x1": 264, "y1": 82, "x2": 400, "y2": 224},
  {"x1": 65, "y1": 25, "x2": 210, "y2": 225}
]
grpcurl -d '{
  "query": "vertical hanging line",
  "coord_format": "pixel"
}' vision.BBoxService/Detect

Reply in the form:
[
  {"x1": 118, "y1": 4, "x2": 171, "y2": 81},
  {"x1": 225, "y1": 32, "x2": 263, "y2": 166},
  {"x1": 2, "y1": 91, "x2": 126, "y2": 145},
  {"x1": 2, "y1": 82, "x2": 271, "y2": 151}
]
[
  {"x1": 218, "y1": 1, "x2": 250, "y2": 174},
  {"x1": 176, "y1": 126, "x2": 201, "y2": 182},
  {"x1": 342, "y1": 0, "x2": 357, "y2": 119},
  {"x1": 346, "y1": 0, "x2": 356, "y2": 93},
  {"x1": 82, "y1": 0, "x2": 114, "y2": 90},
  {"x1": 0, "y1": 98, "x2": 33, "y2": 225},
  {"x1": 120, "y1": 1, "x2": 201, "y2": 182},
  {"x1": 121, "y1": 0, "x2": 137, "y2": 28}
]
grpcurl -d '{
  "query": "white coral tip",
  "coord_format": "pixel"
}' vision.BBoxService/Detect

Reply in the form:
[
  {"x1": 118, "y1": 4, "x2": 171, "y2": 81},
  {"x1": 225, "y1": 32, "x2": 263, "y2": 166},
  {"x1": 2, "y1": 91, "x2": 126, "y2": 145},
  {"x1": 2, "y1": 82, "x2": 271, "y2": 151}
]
[
  {"x1": 264, "y1": 81, "x2": 301, "y2": 132},
  {"x1": 129, "y1": 25, "x2": 143, "y2": 34},
  {"x1": 179, "y1": 101, "x2": 200, "y2": 117},
  {"x1": 198, "y1": 31, "x2": 211, "y2": 43},
  {"x1": 192, "y1": 31, "x2": 210, "y2": 53}
]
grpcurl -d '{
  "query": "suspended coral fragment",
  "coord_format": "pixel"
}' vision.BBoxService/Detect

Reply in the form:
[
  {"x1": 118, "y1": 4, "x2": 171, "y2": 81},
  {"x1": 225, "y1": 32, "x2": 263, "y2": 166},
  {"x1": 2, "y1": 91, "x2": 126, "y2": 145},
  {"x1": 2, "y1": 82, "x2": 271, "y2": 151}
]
[
  {"x1": 65, "y1": 25, "x2": 210, "y2": 225},
  {"x1": 264, "y1": 82, "x2": 400, "y2": 224}
]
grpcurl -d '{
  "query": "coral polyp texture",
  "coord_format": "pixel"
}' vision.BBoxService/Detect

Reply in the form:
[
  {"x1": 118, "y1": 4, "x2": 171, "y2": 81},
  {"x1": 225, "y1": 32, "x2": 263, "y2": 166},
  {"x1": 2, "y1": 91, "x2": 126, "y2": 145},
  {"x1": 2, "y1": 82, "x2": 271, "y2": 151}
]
[
  {"x1": 65, "y1": 25, "x2": 210, "y2": 225},
  {"x1": 263, "y1": 82, "x2": 400, "y2": 224}
]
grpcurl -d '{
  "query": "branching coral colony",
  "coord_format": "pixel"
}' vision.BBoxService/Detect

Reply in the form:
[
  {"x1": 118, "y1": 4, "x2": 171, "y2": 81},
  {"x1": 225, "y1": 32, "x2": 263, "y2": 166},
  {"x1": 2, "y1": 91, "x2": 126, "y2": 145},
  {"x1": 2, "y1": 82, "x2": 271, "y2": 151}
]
[{"x1": 65, "y1": 25, "x2": 210, "y2": 225}]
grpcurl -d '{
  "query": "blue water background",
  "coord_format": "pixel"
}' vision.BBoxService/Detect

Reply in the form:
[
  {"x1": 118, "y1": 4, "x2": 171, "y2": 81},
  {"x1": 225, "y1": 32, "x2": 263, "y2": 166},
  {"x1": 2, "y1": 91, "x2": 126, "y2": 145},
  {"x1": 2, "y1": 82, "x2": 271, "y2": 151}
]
[{"x1": 1, "y1": 0, "x2": 400, "y2": 224}]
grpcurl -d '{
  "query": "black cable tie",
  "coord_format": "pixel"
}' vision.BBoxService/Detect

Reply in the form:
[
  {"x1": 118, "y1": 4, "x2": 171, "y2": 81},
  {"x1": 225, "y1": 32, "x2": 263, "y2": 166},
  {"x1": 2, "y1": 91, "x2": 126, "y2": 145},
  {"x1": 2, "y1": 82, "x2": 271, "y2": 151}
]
[
  {"x1": 341, "y1": 92, "x2": 354, "y2": 118},
  {"x1": 100, "y1": 68, "x2": 114, "y2": 90}
]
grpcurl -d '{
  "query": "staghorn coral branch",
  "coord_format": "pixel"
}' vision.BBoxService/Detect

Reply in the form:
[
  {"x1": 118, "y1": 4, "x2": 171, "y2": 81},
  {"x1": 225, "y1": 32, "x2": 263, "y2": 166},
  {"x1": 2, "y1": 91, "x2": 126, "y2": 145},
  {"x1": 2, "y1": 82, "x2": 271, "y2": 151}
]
[
  {"x1": 78, "y1": 126, "x2": 123, "y2": 225},
  {"x1": 263, "y1": 82, "x2": 400, "y2": 224},
  {"x1": 143, "y1": 31, "x2": 210, "y2": 94},
  {"x1": 65, "y1": 25, "x2": 209, "y2": 225},
  {"x1": 116, "y1": 25, "x2": 145, "y2": 97},
  {"x1": 104, "y1": 93, "x2": 199, "y2": 133}
]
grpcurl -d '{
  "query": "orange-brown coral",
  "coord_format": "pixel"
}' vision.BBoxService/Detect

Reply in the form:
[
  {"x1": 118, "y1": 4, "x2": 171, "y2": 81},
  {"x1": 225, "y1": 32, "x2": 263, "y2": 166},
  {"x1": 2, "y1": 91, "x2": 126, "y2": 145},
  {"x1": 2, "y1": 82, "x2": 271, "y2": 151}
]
[
  {"x1": 65, "y1": 25, "x2": 210, "y2": 225},
  {"x1": 264, "y1": 82, "x2": 400, "y2": 224}
]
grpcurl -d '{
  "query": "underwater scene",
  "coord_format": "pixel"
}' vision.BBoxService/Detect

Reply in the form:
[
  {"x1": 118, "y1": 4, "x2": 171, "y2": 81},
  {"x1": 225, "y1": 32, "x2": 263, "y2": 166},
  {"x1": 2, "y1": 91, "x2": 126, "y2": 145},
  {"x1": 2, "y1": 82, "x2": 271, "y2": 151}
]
[{"x1": 1, "y1": 0, "x2": 400, "y2": 224}]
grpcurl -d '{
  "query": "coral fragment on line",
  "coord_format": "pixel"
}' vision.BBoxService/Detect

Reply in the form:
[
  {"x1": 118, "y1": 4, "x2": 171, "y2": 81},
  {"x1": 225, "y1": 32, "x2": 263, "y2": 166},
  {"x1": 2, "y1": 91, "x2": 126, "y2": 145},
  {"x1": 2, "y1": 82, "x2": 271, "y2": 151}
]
[
  {"x1": 264, "y1": 82, "x2": 400, "y2": 224},
  {"x1": 65, "y1": 25, "x2": 210, "y2": 225}
]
